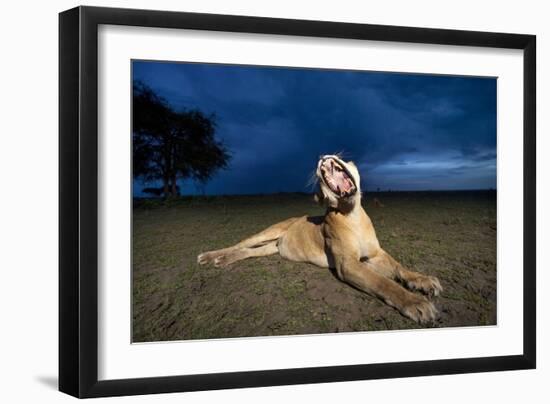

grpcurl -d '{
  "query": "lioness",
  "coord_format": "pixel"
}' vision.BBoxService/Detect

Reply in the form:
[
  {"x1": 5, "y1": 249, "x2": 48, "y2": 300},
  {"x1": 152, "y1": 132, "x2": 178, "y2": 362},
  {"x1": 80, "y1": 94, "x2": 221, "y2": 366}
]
[{"x1": 198, "y1": 155, "x2": 442, "y2": 323}]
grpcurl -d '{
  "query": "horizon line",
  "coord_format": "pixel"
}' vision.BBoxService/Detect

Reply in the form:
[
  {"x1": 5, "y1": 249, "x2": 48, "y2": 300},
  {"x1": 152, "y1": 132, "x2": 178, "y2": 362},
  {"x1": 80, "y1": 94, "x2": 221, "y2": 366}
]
[{"x1": 133, "y1": 188, "x2": 497, "y2": 198}]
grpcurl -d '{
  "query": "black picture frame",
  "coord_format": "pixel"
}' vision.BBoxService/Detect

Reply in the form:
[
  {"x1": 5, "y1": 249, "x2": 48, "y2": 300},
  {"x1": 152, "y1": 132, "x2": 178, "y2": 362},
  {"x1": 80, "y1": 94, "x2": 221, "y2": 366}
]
[{"x1": 59, "y1": 5, "x2": 536, "y2": 398}]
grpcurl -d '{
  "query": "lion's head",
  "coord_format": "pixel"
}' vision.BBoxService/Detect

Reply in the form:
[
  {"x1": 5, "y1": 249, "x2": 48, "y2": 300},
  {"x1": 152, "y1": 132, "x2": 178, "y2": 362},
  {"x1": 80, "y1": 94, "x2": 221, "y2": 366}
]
[{"x1": 315, "y1": 155, "x2": 361, "y2": 212}]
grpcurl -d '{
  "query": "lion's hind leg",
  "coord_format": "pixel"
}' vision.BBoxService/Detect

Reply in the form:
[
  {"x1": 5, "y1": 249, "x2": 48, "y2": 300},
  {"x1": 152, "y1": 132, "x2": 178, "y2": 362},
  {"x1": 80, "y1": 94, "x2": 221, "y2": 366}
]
[
  {"x1": 211, "y1": 241, "x2": 279, "y2": 268},
  {"x1": 197, "y1": 217, "x2": 299, "y2": 266},
  {"x1": 197, "y1": 247, "x2": 234, "y2": 266}
]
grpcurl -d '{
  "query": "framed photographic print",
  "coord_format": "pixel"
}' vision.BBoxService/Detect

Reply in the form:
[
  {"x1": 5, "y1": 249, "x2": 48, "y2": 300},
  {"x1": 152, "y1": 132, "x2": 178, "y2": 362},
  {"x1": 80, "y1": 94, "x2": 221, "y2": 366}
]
[{"x1": 59, "y1": 6, "x2": 536, "y2": 398}]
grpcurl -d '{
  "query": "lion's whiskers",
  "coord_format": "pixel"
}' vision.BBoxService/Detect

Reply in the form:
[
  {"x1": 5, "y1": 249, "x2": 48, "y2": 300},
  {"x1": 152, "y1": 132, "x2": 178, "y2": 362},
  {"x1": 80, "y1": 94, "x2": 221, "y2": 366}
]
[{"x1": 306, "y1": 169, "x2": 319, "y2": 190}]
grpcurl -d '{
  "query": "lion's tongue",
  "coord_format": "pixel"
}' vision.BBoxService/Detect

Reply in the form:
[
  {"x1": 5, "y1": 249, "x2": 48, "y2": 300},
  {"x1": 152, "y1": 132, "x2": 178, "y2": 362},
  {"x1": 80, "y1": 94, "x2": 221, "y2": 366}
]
[{"x1": 332, "y1": 170, "x2": 352, "y2": 194}]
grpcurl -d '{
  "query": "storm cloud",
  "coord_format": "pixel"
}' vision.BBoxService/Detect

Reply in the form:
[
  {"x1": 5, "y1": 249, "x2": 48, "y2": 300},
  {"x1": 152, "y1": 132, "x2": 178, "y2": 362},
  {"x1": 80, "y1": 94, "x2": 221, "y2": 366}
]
[{"x1": 133, "y1": 60, "x2": 496, "y2": 195}]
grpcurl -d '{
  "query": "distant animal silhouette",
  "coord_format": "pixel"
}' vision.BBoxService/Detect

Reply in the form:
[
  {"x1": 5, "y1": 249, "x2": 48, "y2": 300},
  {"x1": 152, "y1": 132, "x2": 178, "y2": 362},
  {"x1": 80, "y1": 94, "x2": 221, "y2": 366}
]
[{"x1": 373, "y1": 198, "x2": 385, "y2": 208}]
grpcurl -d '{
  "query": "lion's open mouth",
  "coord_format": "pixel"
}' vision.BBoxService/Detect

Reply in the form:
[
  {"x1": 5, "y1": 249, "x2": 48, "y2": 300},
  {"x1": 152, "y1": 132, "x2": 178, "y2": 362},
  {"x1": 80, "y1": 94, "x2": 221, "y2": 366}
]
[{"x1": 320, "y1": 158, "x2": 357, "y2": 197}]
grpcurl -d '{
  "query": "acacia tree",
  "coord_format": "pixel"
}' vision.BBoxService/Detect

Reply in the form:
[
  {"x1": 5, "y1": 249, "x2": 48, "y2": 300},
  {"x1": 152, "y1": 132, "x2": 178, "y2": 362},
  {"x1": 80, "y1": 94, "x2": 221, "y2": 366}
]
[{"x1": 133, "y1": 81, "x2": 230, "y2": 197}]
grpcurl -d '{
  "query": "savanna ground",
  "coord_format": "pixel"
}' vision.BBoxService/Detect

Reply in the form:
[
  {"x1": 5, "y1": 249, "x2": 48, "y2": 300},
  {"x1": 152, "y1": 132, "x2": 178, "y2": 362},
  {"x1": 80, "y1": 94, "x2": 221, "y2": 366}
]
[{"x1": 132, "y1": 191, "x2": 496, "y2": 342}]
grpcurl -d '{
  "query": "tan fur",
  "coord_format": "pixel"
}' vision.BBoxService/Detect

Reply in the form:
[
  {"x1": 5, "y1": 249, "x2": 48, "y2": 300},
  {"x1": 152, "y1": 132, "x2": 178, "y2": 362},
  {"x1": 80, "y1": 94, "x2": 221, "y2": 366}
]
[{"x1": 198, "y1": 155, "x2": 442, "y2": 324}]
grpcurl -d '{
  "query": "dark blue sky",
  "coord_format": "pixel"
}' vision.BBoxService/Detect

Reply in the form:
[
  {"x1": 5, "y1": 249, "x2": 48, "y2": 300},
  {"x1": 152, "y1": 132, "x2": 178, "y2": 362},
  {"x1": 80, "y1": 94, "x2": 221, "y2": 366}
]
[{"x1": 133, "y1": 60, "x2": 496, "y2": 196}]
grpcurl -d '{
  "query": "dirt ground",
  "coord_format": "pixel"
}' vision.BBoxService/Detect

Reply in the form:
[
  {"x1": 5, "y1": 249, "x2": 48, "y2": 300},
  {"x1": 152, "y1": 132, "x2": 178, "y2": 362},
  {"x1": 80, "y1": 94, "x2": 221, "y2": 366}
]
[{"x1": 132, "y1": 191, "x2": 496, "y2": 342}]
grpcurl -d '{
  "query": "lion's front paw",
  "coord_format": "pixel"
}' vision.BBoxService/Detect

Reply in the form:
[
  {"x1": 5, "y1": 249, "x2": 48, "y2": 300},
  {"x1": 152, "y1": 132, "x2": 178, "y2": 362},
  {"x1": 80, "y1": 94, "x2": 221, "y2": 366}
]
[
  {"x1": 406, "y1": 275, "x2": 443, "y2": 297},
  {"x1": 399, "y1": 294, "x2": 439, "y2": 324}
]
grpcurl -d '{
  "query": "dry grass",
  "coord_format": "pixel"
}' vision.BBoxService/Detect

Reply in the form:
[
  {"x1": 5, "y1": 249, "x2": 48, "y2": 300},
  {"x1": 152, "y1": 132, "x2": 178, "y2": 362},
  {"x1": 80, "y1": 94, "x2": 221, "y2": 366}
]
[{"x1": 132, "y1": 191, "x2": 496, "y2": 342}]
